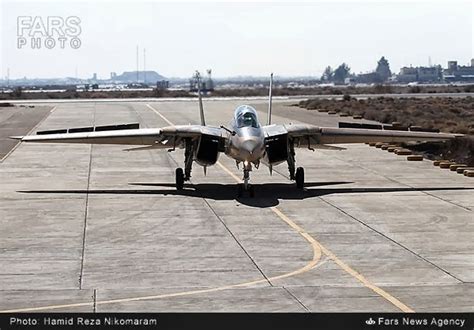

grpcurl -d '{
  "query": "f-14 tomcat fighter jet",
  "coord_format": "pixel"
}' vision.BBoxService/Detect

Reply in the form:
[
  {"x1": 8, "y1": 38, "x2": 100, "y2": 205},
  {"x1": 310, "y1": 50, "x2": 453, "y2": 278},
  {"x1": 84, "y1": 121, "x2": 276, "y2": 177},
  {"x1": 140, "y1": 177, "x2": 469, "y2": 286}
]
[{"x1": 12, "y1": 73, "x2": 461, "y2": 196}]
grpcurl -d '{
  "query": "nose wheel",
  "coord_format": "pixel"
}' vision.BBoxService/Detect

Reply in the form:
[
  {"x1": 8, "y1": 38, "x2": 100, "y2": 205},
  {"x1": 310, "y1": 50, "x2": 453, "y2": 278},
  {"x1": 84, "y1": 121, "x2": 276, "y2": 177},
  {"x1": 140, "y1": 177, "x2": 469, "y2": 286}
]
[
  {"x1": 237, "y1": 183, "x2": 255, "y2": 198},
  {"x1": 237, "y1": 167, "x2": 255, "y2": 197}
]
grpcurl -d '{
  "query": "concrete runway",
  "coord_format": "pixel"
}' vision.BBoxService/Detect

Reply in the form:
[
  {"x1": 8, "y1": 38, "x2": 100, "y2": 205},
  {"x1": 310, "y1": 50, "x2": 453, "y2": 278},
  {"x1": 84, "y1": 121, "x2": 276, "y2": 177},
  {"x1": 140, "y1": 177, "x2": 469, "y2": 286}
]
[{"x1": 0, "y1": 99, "x2": 473, "y2": 312}]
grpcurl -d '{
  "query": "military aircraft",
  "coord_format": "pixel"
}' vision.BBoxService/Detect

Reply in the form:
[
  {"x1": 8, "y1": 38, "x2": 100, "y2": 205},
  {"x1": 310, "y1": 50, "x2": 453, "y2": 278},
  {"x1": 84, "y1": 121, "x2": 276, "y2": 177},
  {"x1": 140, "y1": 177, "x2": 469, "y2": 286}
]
[{"x1": 12, "y1": 72, "x2": 462, "y2": 197}]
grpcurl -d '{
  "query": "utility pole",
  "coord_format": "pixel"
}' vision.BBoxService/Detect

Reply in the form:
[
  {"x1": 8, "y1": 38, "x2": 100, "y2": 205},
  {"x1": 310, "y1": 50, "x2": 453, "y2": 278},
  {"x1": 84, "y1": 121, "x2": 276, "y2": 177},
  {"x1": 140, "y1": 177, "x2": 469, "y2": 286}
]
[
  {"x1": 143, "y1": 48, "x2": 146, "y2": 84},
  {"x1": 136, "y1": 45, "x2": 139, "y2": 83}
]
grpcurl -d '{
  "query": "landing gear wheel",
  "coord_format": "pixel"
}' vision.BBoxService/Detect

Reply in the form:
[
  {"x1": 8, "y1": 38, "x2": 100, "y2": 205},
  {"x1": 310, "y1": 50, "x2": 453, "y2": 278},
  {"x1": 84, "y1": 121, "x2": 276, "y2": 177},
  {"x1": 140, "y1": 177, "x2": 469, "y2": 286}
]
[
  {"x1": 237, "y1": 184, "x2": 243, "y2": 197},
  {"x1": 237, "y1": 183, "x2": 255, "y2": 198},
  {"x1": 248, "y1": 184, "x2": 255, "y2": 198},
  {"x1": 295, "y1": 167, "x2": 304, "y2": 189},
  {"x1": 175, "y1": 168, "x2": 184, "y2": 190}
]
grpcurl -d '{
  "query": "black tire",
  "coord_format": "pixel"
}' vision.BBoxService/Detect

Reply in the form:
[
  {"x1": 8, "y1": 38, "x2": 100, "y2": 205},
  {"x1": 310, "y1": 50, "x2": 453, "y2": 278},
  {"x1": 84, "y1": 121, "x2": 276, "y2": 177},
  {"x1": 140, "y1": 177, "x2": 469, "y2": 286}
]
[
  {"x1": 295, "y1": 167, "x2": 304, "y2": 189},
  {"x1": 249, "y1": 185, "x2": 255, "y2": 198},
  {"x1": 175, "y1": 168, "x2": 184, "y2": 190},
  {"x1": 237, "y1": 184, "x2": 243, "y2": 197}
]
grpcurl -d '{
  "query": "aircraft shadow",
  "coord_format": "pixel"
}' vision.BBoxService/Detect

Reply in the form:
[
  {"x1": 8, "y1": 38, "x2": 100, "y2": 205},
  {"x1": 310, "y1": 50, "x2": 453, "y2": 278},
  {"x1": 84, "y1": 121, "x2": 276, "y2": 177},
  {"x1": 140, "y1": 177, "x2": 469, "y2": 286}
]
[{"x1": 19, "y1": 181, "x2": 473, "y2": 208}]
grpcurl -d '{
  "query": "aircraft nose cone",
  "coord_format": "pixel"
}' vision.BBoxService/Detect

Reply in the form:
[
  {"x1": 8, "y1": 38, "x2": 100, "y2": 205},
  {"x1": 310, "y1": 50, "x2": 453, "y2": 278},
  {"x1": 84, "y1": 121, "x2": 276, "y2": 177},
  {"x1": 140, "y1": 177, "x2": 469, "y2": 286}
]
[
  {"x1": 242, "y1": 140, "x2": 258, "y2": 155},
  {"x1": 240, "y1": 140, "x2": 264, "y2": 161}
]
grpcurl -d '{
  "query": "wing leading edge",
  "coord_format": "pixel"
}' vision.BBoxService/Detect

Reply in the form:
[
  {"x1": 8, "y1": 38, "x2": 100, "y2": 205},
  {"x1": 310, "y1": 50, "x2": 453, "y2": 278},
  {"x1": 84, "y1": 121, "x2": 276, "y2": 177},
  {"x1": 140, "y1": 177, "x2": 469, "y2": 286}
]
[
  {"x1": 264, "y1": 123, "x2": 462, "y2": 146},
  {"x1": 11, "y1": 125, "x2": 225, "y2": 150}
]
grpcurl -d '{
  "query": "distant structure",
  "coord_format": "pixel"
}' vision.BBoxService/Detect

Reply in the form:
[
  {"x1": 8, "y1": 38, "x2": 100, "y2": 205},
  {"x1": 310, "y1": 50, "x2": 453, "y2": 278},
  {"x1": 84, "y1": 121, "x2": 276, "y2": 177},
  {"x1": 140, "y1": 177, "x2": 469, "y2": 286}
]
[
  {"x1": 143, "y1": 48, "x2": 147, "y2": 83},
  {"x1": 354, "y1": 72, "x2": 379, "y2": 84},
  {"x1": 418, "y1": 66, "x2": 442, "y2": 82},
  {"x1": 189, "y1": 69, "x2": 214, "y2": 92},
  {"x1": 443, "y1": 60, "x2": 474, "y2": 82},
  {"x1": 156, "y1": 80, "x2": 169, "y2": 90},
  {"x1": 205, "y1": 69, "x2": 214, "y2": 91},
  {"x1": 448, "y1": 61, "x2": 458, "y2": 72},
  {"x1": 136, "y1": 45, "x2": 139, "y2": 83},
  {"x1": 112, "y1": 71, "x2": 165, "y2": 83},
  {"x1": 351, "y1": 57, "x2": 392, "y2": 84},
  {"x1": 396, "y1": 59, "x2": 474, "y2": 83},
  {"x1": 110, "y1": 72, "x2": 117, "y2": 79},
  {"x1": 375, "y1": 56, "x2": 392, "y2": 82},
  {"x1": 397, "y1": 66, "x2": 441, "y2": 83},
  {"x1": 397, "y1": 67, "x2": 418, "y2": 83},
  {"x1": 335, "y1": 57, "x2": 474, "y2": 85}
]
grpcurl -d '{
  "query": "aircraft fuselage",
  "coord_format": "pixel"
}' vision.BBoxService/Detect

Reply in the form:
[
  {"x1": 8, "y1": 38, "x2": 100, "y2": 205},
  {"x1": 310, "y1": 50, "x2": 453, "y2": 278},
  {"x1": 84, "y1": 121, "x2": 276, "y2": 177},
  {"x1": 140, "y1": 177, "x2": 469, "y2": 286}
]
[{"x1": 225, "y1": 105, "x2": 266, "y2": 164}]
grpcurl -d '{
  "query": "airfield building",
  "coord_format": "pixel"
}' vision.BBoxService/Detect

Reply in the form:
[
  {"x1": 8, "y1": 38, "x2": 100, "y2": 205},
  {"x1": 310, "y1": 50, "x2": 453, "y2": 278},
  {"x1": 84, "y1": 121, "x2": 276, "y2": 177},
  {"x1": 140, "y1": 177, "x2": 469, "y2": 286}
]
[{"x1": 443, "y1": 60, "x2": 474, "y2": 82}]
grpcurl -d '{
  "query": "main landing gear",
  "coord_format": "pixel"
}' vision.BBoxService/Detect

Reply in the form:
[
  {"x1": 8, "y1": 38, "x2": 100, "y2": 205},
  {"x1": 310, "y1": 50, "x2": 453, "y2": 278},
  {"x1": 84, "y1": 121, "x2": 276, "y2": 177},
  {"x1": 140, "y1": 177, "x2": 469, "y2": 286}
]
[
  {"x1": 288, "y1": 142, "x2": 305, "y2": 189},
  {"x1": 175, "y1": 139, "x2": 193, "y2": 190},
  {"x1": 175, "y1": 168, "x2": 185, "y2": 190},
  {"x1": 295, "y1": 167, "x2": 304, "y2": 189}
]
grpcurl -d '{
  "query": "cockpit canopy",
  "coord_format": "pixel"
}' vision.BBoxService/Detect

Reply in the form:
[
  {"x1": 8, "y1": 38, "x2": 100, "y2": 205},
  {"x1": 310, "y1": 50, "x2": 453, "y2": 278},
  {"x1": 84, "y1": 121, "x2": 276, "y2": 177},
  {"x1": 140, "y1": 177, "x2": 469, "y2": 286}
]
[{"x1": 234, "y1": 105, "x2": 260, "y2": 128}]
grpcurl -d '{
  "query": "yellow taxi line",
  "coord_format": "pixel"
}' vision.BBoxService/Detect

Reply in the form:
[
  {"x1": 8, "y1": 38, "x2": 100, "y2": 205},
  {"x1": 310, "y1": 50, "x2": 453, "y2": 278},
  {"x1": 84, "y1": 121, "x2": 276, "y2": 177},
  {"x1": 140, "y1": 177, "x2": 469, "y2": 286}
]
[{"x1": 146, "y1": 104, "x2": 173, "y2": 126}]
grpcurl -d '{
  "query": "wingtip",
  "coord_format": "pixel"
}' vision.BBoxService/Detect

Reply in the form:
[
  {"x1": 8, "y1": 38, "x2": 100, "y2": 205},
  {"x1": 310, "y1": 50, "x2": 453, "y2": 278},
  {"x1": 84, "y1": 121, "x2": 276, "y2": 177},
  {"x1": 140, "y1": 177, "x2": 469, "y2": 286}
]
[{"x1": 9, "y1": 136, "x2": 24, "y2": 141}]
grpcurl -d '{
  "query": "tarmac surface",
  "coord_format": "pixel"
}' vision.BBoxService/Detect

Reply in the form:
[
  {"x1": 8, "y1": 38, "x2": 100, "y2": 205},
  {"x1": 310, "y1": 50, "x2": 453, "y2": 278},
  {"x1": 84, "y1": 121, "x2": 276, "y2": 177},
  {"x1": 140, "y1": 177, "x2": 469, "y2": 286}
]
[
  {"x1": 0, "y1": 105, "x2": 52, "y2": 160},
  {"x1": 0, "y1": 99, "x2": 473, "y2": 312}
]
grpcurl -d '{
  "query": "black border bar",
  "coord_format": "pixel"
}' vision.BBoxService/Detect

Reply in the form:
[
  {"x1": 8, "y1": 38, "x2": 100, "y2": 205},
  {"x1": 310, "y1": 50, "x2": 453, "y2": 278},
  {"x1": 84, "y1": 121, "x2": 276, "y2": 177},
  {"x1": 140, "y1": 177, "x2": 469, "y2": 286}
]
[{"x1": 1, "y1": 313, "x2": 473, "y2": 330}]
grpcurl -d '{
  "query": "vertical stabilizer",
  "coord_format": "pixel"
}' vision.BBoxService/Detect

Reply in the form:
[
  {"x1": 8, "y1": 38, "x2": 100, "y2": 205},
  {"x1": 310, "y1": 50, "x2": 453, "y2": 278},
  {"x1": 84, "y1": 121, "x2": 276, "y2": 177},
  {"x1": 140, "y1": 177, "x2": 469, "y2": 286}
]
[
  {"x1": 196, "y1": 71, "x2": 206, "y2": 126},
  {"x1": 267, "y1": 73, "x2": 273, "y2": 125}
]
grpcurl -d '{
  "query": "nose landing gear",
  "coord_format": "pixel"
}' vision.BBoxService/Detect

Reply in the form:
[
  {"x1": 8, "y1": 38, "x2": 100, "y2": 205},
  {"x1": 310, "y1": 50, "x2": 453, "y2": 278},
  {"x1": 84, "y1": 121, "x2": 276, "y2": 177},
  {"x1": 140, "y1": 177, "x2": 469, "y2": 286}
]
[
  {"x1": 243, "y1": 168, "x2": 250, "y2": 190},
  {"x1": 237, "y1": 182, "x2": 255, "y2": 198},
  {"x1": 237, "y1": 162, "x2": 255, "y2": 197}
]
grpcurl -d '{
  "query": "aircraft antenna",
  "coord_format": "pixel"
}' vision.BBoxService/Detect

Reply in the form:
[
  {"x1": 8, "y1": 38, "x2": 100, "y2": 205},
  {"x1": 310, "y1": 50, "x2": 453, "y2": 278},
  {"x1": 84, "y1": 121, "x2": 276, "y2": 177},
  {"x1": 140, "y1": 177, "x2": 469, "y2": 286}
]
[{"x1": 267, "y1": 73, "x2": 273, "y2": 125}]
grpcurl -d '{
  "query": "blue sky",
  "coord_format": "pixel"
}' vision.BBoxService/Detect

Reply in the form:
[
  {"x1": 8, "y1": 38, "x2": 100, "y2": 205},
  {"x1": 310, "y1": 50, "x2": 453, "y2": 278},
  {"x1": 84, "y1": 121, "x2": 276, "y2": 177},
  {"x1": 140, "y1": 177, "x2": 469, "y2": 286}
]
[{"x1": 1, "y1": 0, "x2": 473, "y2": 79}]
